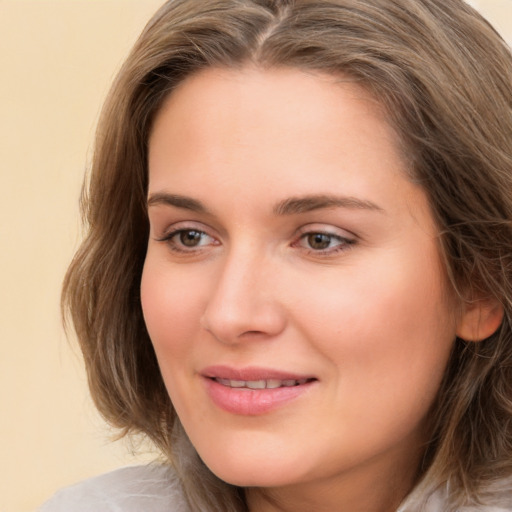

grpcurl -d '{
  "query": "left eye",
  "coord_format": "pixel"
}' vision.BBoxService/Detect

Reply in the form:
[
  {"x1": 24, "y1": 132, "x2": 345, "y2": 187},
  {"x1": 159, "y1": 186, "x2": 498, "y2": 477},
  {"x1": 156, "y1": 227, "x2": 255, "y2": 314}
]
[
  {"x1": 298, "y1": 232, "x2": 352, "y2": 252},
  {"x1": 306, "y1": 233, "x2": 337, "y2": 250}
]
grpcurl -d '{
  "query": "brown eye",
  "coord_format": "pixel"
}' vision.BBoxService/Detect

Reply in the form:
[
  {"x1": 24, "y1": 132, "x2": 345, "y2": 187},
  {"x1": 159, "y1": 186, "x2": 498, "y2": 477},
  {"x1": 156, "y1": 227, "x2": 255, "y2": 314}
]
[
  {"x1": 179, "y1": 230, "x2": 203, "y2": 247},
  {"x1": 307, "y1": 233, "x2": 334, "y2": 250},
  {"x1": 296, "y1": 230, "x2": 355, "y2": 255},
  {"x1": 158, "y1": 226, "x2": 217, "y2": 253}
]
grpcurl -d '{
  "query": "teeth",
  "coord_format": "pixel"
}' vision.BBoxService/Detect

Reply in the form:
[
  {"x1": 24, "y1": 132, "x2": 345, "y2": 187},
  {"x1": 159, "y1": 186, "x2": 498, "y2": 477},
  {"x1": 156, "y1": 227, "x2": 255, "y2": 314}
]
[
  {"x1": 266, "y1": 379, "x2": 282, "y2": 389},
  {"x1": 215, "y1": 378, "x2": 306, "y2": 389},
  {"x1": 246, "y1": 380, "x2": 266, "y2": 389}
]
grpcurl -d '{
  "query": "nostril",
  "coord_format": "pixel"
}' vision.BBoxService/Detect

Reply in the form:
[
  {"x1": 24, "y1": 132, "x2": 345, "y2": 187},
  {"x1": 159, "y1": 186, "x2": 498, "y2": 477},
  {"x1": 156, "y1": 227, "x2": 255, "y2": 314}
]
[
  {"x1": 200, "y1": 285, "x2": 287, "y2": 344},
  {"x1": 240, "y1": 330, "x2": 267, "y2": 337}
]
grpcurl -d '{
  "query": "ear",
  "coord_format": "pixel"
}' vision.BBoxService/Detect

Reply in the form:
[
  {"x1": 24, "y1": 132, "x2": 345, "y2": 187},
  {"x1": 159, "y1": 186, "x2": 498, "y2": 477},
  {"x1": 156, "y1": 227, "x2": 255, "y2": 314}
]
[{"x1": 456, "y1": 298, "x2": 504, "y2": 342}]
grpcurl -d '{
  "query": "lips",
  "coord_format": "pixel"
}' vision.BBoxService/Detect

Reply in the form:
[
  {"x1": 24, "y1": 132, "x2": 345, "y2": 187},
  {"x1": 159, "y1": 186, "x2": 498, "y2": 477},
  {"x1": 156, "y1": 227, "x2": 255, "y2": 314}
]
[
  {"x1": 201, "y1": 366, "x2": 317, "y2": 415},
  {"x1": 214, "y1": 378, "x2": 312, "y2": 389}
]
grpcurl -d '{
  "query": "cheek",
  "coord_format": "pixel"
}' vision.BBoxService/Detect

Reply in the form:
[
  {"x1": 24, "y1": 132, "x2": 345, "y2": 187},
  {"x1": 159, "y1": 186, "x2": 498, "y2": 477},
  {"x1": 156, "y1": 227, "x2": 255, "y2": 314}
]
[
  {"x1": 293, "y1": 246, "x2": 457, "y2": 410},
  {"x1": 140, "y1": 258, "x2": 205, "y2": 364}
]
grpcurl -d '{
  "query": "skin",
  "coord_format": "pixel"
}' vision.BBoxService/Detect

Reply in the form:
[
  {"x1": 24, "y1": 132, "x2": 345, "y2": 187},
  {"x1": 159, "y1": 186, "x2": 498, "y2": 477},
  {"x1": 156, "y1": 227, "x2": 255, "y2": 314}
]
[{"x1": 141, "y1": 66, "x2": 472, "y2": 512}]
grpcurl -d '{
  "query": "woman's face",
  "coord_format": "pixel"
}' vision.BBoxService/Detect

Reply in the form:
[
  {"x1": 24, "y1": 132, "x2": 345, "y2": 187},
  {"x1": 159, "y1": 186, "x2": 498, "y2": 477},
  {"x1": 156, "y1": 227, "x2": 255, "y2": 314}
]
[{"x1": 142, "y1": 67, "x2": 459, "y2": 507}]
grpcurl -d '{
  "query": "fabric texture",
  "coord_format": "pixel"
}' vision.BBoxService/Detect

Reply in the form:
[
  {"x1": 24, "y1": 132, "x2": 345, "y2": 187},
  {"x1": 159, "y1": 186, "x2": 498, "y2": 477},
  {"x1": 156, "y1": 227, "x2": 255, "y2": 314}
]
[
  {"x1": 397, "y1": 479, "x2": 512, "y2": 512},
  {"x1": 38, "y1": 464, "x2": 189, "y2": 512},
  {"x1": 39, "y1": 464, "x2": 512, "y2": 511}
]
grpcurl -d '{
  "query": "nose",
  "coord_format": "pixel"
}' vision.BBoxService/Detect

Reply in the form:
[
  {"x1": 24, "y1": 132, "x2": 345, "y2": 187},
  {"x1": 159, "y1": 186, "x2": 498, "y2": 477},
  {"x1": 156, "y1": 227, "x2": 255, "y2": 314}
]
[{"x1": 200, "y1": 249, "x2": 287, "y2": 344}]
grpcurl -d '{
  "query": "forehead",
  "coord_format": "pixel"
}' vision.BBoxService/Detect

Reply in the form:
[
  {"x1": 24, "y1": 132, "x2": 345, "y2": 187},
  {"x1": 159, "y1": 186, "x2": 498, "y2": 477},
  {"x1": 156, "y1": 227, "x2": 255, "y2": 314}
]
[
  {"x1": 148, "y1": 66, "x2": 405, "y2": 189},
  {"x1": 152, "y1": 66, "x2": 391, "y2": 135}
]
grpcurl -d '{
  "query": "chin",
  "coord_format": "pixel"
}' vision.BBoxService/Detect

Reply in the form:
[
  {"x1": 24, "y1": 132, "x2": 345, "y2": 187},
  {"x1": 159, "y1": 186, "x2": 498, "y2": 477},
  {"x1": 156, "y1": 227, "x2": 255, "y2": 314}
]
[
  {"x1": 209, "y1": 463, "x2": 299, "y2": 488},
  {"x1": 196, "y1": 442, "x2": 306, "y2": 488}
]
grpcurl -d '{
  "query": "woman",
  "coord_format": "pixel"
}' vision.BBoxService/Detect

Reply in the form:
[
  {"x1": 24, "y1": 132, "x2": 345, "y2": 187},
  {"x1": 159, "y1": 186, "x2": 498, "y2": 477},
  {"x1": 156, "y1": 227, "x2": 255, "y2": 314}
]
[{"x1": 42, "y1": 0, "x2": 512, "y2": 510}]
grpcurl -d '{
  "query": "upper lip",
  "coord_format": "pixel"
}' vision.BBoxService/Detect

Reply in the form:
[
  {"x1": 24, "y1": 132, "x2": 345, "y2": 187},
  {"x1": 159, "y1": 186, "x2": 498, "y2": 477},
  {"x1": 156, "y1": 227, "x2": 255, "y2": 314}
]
[{"x1": 201, "y1": 365, "x2": 316, "y2": 382}]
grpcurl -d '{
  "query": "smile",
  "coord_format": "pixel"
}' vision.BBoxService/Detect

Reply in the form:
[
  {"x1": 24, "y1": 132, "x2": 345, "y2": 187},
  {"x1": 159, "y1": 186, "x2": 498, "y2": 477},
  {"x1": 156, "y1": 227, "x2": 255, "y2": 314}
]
[
  {"x1": 201, "y1": 367, "x2": 317, "y2": 415},
  {"x1": 213, "y1": 378, "x2": 312, "y2": 389}
]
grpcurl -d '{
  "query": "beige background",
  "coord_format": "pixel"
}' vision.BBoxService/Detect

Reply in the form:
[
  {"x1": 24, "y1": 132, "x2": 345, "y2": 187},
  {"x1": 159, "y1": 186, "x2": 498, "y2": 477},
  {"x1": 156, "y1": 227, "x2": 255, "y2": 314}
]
[{"x1": 1, "y1": 1, "x2": 511, "y2": 511}]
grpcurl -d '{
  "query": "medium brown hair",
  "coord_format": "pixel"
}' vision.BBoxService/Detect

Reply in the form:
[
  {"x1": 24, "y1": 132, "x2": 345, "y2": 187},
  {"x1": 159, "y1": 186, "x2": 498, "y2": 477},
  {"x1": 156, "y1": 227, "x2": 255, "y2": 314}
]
[{"x1": 63, "y1": 1, "x2": 512, "y2": 510}]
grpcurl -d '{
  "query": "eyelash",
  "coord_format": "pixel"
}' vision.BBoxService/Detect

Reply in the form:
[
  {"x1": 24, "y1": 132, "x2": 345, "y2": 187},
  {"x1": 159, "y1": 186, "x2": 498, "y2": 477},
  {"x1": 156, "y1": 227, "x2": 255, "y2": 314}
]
[
  {"x1": 156, "y1": 227, "x2": 355, "y2": 256},
  {"x1": 294, "y1": 231, "x2": 355, "y2": 255},
  {"x1": 157, "y1": 228, "x2": 217, "y2": 253}
]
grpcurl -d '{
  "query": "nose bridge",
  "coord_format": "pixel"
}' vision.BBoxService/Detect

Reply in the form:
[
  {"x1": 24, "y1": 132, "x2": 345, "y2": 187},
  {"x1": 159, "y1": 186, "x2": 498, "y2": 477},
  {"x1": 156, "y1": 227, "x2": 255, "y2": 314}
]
[{"x1": 201, "y1": 240, "x2": 285, "y2": 343}]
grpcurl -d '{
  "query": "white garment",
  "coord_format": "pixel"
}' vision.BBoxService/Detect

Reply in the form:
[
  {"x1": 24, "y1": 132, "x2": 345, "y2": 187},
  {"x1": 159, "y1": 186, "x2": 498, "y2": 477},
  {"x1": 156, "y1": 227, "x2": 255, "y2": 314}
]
[
  {"x1": 397, "y1": 480, "x2": 512, "y2": 512},
  {"x1": 38, "y1": 465, "x2": 190, "y2": 512},
  {"x1": 39, "y1": 464, "x2": 512, "y2": 511}
]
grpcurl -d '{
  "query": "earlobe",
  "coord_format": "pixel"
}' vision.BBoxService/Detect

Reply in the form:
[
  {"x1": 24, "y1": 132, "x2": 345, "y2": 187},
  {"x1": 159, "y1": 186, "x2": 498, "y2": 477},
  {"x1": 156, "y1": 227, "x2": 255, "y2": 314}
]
[{"x1": 456, "y1": 298, "x2": 504, "y2": 342}]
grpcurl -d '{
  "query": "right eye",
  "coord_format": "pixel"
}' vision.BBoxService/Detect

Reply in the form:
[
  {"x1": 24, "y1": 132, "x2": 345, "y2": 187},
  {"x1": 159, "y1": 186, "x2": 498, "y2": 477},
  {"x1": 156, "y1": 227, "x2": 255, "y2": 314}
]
[{"x1": 158, "y1": 228, "x2": 217, "y2": 252}]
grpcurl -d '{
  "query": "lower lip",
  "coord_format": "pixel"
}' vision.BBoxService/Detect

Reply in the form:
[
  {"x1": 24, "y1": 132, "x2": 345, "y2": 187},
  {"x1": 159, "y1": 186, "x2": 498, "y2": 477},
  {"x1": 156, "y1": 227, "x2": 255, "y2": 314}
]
[{"x1": 203, "y1": 378, "x2": 315, "y2": 415}]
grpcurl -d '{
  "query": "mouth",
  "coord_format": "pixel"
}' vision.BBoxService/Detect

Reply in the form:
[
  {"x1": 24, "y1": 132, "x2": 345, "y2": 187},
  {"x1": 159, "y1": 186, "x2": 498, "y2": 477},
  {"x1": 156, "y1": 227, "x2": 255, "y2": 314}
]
[
  {"x1": 201, "y1": 366, "x2": 317, "y2": 415},
  {"x1": 212, "y1": 377, "x2": 315, "y2": 389}
]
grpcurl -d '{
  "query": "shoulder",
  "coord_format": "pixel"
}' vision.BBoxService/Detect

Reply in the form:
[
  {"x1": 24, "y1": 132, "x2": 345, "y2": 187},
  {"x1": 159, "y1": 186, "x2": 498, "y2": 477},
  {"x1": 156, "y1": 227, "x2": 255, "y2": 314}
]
[
  {"x1": 458, "y1": 478, "x2": 512, "y2": 512},
  {"x1": 38, "y1": 464, "x2": 190, "y2": 512},
  {"x1": 399, "y1": 478, "x2": 512, "y2": 512},
  {"x1": 475, "y1": 479, "x2": 512, "y2": 512}
]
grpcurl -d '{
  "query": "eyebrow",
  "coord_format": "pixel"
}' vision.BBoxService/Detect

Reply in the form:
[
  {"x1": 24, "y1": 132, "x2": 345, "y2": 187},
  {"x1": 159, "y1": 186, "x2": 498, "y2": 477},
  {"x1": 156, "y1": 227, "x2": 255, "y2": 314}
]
[
  {"x1": 147, "y1": 192, "x2": 210, "y2": 213},
  {"x1": 273, "y1": 194, "x2": 384, "y2": 215},
  {"x1": 147, "y1": 192, "x2": 383, "y2": 215}
]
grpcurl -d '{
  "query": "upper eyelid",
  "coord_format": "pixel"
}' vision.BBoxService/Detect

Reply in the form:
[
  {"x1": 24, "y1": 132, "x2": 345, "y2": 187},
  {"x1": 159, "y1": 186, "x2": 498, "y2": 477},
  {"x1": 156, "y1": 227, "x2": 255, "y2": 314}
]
[
  {"x1": 295, "y1": 231, "x2": 354, "y2": 246},
  {"x1": 157, "y1": 227, "x2": 216, "y2": 245},
  {"x1": 294, "y1": 223, "x2": 356, "y2": 239},
  {"x1": 152, "y1": 219, "x2": 216, "y2": 237},
  {"x1": 152, "y1": 219, "x2": 358, "y2": 244},
  {"x1": 156, "y1": 228, "x2": 207, "y2": 241}
]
